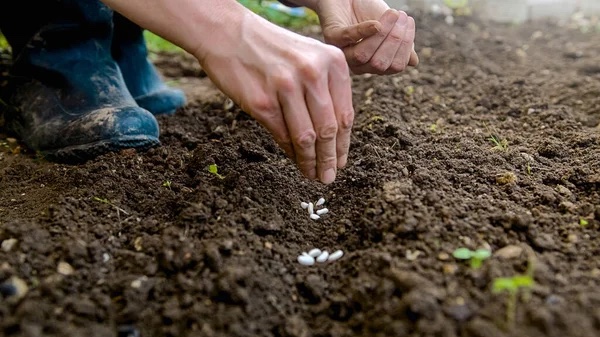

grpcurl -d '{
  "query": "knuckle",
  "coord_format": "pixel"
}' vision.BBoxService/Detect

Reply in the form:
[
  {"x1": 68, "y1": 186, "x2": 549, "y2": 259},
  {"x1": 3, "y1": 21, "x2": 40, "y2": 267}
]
[
  {"x1": 247, "y1": 94, "x2": 276, "y2": 114},
  {"x1": 338, "y1": 110, "x2": 354, "y2": 130},
  {"x1": 370, "y1": 58, "x2": 390, "y2": 72},
  {"x1": 319, "y1": 157, "x2": 337, "y2": 167},
  {"x1": 388, "y1": 32, "x2": 404, "y2": 43},
  {"x1": 272, "y1": 72, "x2": 296, "y2": 92},
  {"x1": 293, "y1": 130, "x2": 317, "y2": 149},
  {"x1": 353, "y1": 48, "x2": 371, "y2": 65},
  {"x1": 389, "y1": 59, "x2": 407, "y2": 72},
  {"x1": 298, "y1": 60, "x2": 321, "y2": 82},
  {"x1": 317, "y1": 123, "x2": 338, "y2": 141}
]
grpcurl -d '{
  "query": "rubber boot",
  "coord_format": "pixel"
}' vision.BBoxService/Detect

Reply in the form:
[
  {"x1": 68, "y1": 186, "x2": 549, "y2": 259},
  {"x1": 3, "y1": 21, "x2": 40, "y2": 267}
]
[
  {"x1": 0, "y1": 0, "x2": 160, "y2": 161},
  {"x1": 112, "y1": 13, "x2": 186, "y2": 116}
]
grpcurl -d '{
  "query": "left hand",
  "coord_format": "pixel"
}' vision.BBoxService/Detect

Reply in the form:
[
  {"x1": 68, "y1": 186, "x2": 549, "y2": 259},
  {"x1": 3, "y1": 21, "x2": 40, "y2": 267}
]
[{"x1": 314, "y1": 0, "x2": 419, "y2": 75}]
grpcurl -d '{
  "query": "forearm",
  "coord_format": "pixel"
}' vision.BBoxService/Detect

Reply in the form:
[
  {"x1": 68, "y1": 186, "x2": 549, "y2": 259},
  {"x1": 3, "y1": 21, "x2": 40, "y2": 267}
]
[{"x1": 100, "y1": 0, "x2": 248, "y2": 61}]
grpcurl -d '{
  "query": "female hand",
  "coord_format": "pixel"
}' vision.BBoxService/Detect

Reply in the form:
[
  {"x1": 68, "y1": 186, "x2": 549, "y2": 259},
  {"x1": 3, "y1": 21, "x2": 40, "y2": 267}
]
[
  {"x1": 198, "y1": 12, "x2": 358, "y2": 184},
  {"x1": 315, "y1": 0, "x2": 419, "y2": 74}
]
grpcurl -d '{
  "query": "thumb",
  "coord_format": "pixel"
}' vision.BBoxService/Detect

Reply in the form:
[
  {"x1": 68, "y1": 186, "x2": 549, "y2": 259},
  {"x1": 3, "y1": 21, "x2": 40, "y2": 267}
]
[{"x1": 323, "y1": 20, "x2": 382, "y2": 48}]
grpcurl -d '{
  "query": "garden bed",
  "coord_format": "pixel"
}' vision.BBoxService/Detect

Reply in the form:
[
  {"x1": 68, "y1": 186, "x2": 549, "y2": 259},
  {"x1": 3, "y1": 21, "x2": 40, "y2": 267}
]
[{"x1": 1, "y1": 11, "x2": 599, "y2": 337}]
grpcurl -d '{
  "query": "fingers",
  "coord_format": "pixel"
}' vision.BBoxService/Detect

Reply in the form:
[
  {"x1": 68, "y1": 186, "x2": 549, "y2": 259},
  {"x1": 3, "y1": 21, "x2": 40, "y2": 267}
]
[
  {"x1": 324, "y1": 20, "x2": 382, "y2": 48},
  {"x1": 344, "y1": 10, "x2": 418, "y2": 75},
  {"x1": 382, "y1": 15, "x2": 416, "y2": 75},
  {"x1": 272, "y1": 49, "x2": 351, "y2": 185},
  {"x1": 277, "y1": 83, "x2": 318, "y2": 181},
  {"x1": 352, "y1": 11, "x2": 409, "y2": 75},
  {"x1": 343, "y1": 9, "x2": 400, "y2": 69},
  {"x1": 305, "y1": 78, "x2": 338, "y2": 184},
  {"x1": 409, "y1": 50, "x2": 419, "y2": 67},
  {"x1": 328, "y1": 59, "x2": 354, "y2": 170}
]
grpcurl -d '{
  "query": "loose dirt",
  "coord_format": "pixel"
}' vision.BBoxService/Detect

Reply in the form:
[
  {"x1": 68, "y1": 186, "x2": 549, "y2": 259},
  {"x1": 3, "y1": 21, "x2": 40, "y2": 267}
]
[{"x1": 1, "y1": 11, "x2": 599, "y2": 337}]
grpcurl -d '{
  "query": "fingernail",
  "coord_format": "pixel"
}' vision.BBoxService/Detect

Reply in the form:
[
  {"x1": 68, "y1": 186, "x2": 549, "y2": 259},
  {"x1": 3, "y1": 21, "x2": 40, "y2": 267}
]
[
  {"x1": 321, "y1": 168, "x2": 336, "y2": 184},
  {"x1": 337, "y1": 155, "x2": 348, "y2": 168},
  {"x1": 398, "y1": 12, "x2": 408, "y2": 25}
]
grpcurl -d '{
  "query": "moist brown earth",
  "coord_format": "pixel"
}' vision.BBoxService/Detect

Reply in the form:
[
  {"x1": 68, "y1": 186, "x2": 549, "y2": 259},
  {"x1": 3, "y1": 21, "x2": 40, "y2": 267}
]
[{"x1": 1, "y1": 11, "x2": 600, "y2": 337}]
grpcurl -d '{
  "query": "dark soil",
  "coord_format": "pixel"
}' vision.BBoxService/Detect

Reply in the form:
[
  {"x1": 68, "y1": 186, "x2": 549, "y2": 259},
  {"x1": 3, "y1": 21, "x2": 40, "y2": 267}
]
[{"x1": 1, "y1": 11, "x2": 600, "y2": 337}]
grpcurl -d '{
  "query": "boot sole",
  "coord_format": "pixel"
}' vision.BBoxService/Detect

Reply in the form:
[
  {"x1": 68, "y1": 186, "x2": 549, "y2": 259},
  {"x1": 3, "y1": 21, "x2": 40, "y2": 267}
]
[{"x1": 42, "y1": 135, "x2": 160, "y2": 163}]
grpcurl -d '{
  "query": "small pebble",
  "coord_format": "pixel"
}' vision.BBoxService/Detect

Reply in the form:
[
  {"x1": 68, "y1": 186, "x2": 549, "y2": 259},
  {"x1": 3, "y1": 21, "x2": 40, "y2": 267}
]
[
  {"x1": 57, "y1": 261, "x2": 74, "y2": 276},
  {"x1": 0, "y1": 276, "x2": 28, "y2": 299},
  {"x1": 405, "y1": 250, "x2": 422, "y2": 261},
  {"x1": 308, "y1": 202, "x2": 314, "y2": 215},
  {"x1": 308, "y1": 248, "x2": 322, "y2": 257},
  {"x1": 316, "y1": 208, "x2": 329, "y2": 216},
  {"x1": 494, "y1": 245, "x2": 523, "y2": 259},
  {"x1": 310, "y1": 214, "x2": 320, "y2": 220},
  {"x1": 117, "y1": 325, "x2": 141, "y2": 337},
  {"x1": 316, "y1": 197, "x2": 325, "y2": 206},
  {"x1": 130, "y1": 276, "x2": 148, "y2": 289},
  {"x1": 102, "y1": 253, "x2": 110, "y2": 263},
  {"x1": 328, "y1": 250, "x2": 344, "y2": 262},
  {"x1": 443, "y1": 264, "x2": 458, "y2": 275},
  {"x1": 316, "y1": 251, "x2": 329, "y2": 263},
  {"x1": 1, "y1": 238, "x2": 18, "y2": 252},
  {"x1": 300, "y1": 202, "x2": 309, "y2": 209},
  {"x1": 298, "y1": 254, "x2": 315, "y2": 266},
  {"x1": 223, "y1": 98, "x2": 235, "y2": 111}
]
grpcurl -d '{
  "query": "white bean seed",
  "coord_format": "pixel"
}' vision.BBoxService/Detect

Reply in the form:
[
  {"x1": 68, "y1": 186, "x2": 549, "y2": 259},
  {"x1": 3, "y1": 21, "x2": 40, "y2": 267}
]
[
  {"x1": 328, "y1": 250, "x2": 344, "y2": 261},
  {"x1": 301, "y1": 202, "x2": 309, "y2": 209},
  {"x1": 308, "y1": 248, "x2": 322, "y2": 257},
  {"x1": 316, "y1": 197, "x2": 325, "y2": 206},
  {"x1": 310, "y1": 214, "x2": 320, "y2": 220},
  {"x1": 316, "y1": 208, "x2": 329, "y2": 215},
  {"x1": 298, "y1": 254, "x2": 315, "y2": 266},
  {"x1": 308, "y1": 202, "x2": 314, "y2": 215},
  {"x1": 316, "y1": 251, "x2": 329, "y2": 263}
]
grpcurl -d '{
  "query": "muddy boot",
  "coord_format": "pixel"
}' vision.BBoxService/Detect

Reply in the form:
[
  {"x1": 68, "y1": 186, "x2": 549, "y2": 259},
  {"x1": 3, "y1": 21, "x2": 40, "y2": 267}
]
[
  {"x1": 0, "y1": 0, "x2": 160, "y2": 161},
  {"x1": 112, "y1": 13, "x2": 187, "y2": 116}
]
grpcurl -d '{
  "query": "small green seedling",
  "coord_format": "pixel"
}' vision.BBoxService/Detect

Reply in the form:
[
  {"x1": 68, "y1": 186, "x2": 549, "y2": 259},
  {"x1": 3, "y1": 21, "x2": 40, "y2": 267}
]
[
  {"x1": 489, "y1": 134, "x2": 508, "y2": 151},
  {"x1": 208, "y1": 164, "x2": 225, "y2": 179},
  {"x1": 162, "y1": 180, "x2": 172, "y2": 189},
  {"x1": 429, "y1": 123, "x2": 438, "y2": 133},
  {"x1": 492, "y1": 274, "x2": 535, "y2": 329},
  {"x1": 452, "y1": 247, "x2": 491, "y2": 269},
  {"x1": 92, "y1": 197, "x2": 129, "y2": 221},
  {"x1": 580, "y1": 218, "x2": 589, "y2": 227}
]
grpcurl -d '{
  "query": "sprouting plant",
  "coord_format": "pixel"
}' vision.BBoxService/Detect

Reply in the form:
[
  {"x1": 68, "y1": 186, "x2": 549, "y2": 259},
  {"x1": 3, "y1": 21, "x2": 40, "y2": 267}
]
[
  {"x1": 492, "y1": 274, "x2": 535, "y2": 329},
  {"x1": 92, "y1": 197, "x2": 129, "y2": 221},
  {"x1": 162, "y1": 180, "x2": 172, "y2": 189},
  {"x1": 491, "y1": 245, "x2": 536, "y2": 330},
  {"x1": 93, "y1": 197, "x2": 110, "y2": 204},
  {"x1": 580, "y1": 218, "x2": 589, "y2": 227},
  {"x1": 208, "y1": 164, "x2": 225, "y2": 179},
  {"x1": 526, "y1": 162, "x2": 532, "y2": 175},
  {"x1": 489, "y1": 134, "x2": 508, "y2": 151},
  {"x1": 452, "y1": 247, "x2": 491, "y2": 269},
  {"x1": 429, "y1": 123, "x2": 438, "y2": 133}
]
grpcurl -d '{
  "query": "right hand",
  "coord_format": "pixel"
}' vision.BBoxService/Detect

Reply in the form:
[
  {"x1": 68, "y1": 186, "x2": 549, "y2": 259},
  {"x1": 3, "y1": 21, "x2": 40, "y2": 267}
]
[{"x1": 195, "y1": 12, "x2": 375, "y2": 184}]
